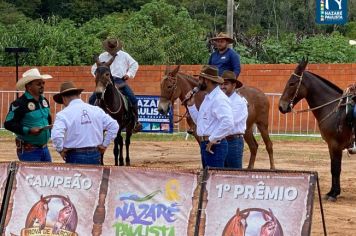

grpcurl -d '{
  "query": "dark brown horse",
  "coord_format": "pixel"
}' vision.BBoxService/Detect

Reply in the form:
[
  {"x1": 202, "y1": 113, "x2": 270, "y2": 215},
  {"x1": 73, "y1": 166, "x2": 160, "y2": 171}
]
[
  {"x1": 94, "y1": 57, "x2": 135, "y2": 166},
  {"x1": 279, "y1": 58, "x2": 351, "y2": 201},
  {"x1": 158, "y1": 65, "x2": 275, "y2": 169}
]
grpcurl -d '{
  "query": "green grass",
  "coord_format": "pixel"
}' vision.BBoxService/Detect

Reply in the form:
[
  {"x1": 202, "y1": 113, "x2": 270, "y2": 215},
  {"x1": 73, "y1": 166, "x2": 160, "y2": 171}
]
[{"x1": 0, "y1": 129, "x2": 323, "y2": 142}]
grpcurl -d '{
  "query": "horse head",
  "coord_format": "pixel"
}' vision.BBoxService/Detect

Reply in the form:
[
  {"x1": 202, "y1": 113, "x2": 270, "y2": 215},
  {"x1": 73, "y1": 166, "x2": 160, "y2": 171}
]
[
  {"x1": 260, "y1": 209, "x2": 282, "y2": 236},
  {"x1": 222, "y1": 208, "x2": 250, "y2": 236},
  {"x1": 158, "y1": 65, "x2": 181, "y2": 115},
  {"x1": 53, "y1": 196, "x2": 76, "y2": 233},
  {"x1": 279, "y1": 57, "x2": 309, "y2": 114},
  {"x1": 26, "y1": 195, "x2": 51, "y2": 230},
  {"x1": 94, "y1": 55, "x2": 116, "y2": 100}
]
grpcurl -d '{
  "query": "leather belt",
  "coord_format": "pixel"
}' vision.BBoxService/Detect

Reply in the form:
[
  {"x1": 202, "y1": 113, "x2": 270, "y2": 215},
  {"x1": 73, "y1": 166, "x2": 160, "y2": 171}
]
[
  {"x1": 226, "y1": 134, "x2": 244, "y2": 141},
  {"x1": 16, "y1": 138, "x2": 47, "y2": 152},
  {"x1": 67, "y1": 147, "x2": 99, "y2": 153}
]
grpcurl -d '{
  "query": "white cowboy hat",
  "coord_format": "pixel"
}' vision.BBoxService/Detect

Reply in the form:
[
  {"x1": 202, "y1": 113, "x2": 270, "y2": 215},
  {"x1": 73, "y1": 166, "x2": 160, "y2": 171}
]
[{"x1": 16, "y1": 68, "x2": 52, "y2": 91}]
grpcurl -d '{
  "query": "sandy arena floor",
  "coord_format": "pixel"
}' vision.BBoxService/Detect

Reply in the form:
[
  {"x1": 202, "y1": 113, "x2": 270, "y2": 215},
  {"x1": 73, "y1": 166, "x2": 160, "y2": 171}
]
[{"x1": 0, "y1": 136, "x2": 355, "y2": 235}]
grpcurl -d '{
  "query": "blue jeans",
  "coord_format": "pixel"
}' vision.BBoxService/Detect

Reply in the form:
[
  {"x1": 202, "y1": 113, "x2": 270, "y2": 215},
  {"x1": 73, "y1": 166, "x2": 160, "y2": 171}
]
[
  {"x1": 17, "y1": 146, "x2": 52, "y2": 162},
  {"x1": 200, "y1": 139, "x2": 228, "y2": 168},
  {"x1": 65, "y1": 149, "x2": 101, "y2": 165},
  {"x1": 113, "y1": 77, "x2": 137, "y2": 106},
  {"x1": 225, "y1": 137, "x2": 244, "y2": 169}
]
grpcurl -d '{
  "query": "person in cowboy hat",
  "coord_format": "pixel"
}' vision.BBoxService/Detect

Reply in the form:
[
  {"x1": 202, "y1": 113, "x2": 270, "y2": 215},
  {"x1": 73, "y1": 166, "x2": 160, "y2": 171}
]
[
  {"x1": 208, "y1": 32, "x2": 241, "y2": 78},
  {"x1": 220, "y1": 70, "x2": 248, "y2": 169},
  {"x1": 90, "y1": 37, "x2": 142, "y2": 133},
  {"x1": 4, "y1": 68, "x2": 53, "y2": 162},
  {"x1": 185, "y1": 65, "x2": 234, "y2": 168},
  {"x1": 51, "y1": 82, "x2": 119, "y2": 165}
]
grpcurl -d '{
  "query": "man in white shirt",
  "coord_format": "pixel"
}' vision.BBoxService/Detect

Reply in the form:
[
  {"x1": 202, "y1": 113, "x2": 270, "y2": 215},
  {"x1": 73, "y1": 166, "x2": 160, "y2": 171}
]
[
  {"x1": 185, "y1": 65, "x2": 234, "y2": 168},
  {"x1": 91, "y1": 38, "x2": 142, "y2": 133},
  {"x1": 51, "y1": 82, "x2": 119, "y2": 165},
  {"x1": 221, "y1": 70, "x2": 248, "y2": 168}
]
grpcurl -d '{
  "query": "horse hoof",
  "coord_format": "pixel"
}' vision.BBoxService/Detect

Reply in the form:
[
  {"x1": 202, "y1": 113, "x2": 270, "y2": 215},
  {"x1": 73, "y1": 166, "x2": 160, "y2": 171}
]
[{"x1": 324, "y1": 194, "x2": 337, "y2": 202}]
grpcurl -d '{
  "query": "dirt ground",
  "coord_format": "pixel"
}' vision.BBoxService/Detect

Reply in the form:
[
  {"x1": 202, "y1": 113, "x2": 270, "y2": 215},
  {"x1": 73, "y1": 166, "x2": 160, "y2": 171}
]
[{"x1": 1, "y1": 136, "x2": 355, "y2": 235}]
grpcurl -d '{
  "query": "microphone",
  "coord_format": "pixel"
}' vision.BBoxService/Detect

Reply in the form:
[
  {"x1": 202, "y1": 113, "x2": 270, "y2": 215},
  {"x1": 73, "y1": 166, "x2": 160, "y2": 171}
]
[{"x1": 182, "y1": 87, "x2": 200, "y2": 104}]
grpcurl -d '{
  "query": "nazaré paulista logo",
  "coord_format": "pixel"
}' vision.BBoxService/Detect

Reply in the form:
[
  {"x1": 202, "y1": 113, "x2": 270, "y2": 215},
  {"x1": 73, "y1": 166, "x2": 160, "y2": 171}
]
[
  {"x1": 316, "y1": 0, "x2": 348, "y2": 24},
  {"x1": 113, "y1": 179, "x2": 183, "y2": 235}
]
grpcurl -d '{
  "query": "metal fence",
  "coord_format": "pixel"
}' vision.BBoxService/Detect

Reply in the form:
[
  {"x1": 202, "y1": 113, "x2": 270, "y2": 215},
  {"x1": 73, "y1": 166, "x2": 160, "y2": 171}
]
[{"x1": 0, "y1": 91, "x2": 320, "y2": 136}]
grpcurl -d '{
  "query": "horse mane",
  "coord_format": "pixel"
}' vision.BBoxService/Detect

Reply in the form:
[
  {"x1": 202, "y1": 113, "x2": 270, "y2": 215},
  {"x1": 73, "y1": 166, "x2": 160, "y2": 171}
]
[
  {"x1": 306, "y1": 71, "x2": 343, "y2": 94},
  {"x1": 177, "y1": 71, "x2": 199, "y2": 86}
]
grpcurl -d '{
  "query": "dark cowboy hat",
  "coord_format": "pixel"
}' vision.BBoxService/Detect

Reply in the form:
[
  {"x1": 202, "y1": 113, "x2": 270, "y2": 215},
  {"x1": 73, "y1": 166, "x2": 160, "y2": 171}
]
[
  {"x1": 53, "y1": 82, "x2": 84, "y2": 104},
  {"x1": 210, "y1": 32, "x2": 235, "y2": 44},
  {"x1": 102, "y1": 37, "x2": 122, "y2": 55},
  {"x1": 197, "y1": 65, "x2": 224, "y2": 84},
  {"x1": 221, "y1": 70, "x2": 243, "y2": 88}
]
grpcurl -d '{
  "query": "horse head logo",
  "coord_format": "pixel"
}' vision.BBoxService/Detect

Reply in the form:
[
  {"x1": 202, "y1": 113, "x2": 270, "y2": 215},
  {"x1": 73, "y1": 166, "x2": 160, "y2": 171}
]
[
  {"x1": 25, "y1": 195, "x2": 51, "y2": 230},
  {"x1": 260, "y1": 209, "x2": 283, "y2": 236},
  {"x1": 222, "y1": 208, "x2": 250, "y2": 236},
  {"x1": 53, "y1": 196, "x2": 77, "y2": 234}
]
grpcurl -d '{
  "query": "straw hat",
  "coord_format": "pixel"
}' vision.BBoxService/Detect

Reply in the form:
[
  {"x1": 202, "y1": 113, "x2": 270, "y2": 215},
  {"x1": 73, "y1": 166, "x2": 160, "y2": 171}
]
[
  {"x1": 16, "y1": 68, "x2": 52, "y2": 91},
  {"x1": 198, "y1": 65, "x2": 224, "y2": 84},
  {"x1": 102, "y1": 38, "x2": 122, "y2": 55},
  {"x1": 53, "y1": 82, "x2": 84, "y2": 104},
  {"x1": 210, "y1": 32, "x2": 235, "y2": 44},
  {"x1": 221, "y1": 70, "x2": 243, "y2": 88}
]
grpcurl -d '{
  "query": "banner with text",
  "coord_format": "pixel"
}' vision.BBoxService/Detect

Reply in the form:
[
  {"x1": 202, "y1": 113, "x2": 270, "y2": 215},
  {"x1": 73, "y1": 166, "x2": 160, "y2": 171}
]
[
  {"x1": 316, "y1": 0, "x2": 347, "y2": 24},
  {"x1": 0, "y1": 162, "x2": 9, "y2": 209},
  {"x1": 137, "y1": 95, "x2": 173, "y2": 133},
  {"x1": 103, "y1": 167, "x2": 200, "y2": 235},
  {"x1": 3, "y1": 163, "x2": 106, "y2": 236},
  {"x1": 202, "y1": 170, "x2": 316, "y2": 236}
]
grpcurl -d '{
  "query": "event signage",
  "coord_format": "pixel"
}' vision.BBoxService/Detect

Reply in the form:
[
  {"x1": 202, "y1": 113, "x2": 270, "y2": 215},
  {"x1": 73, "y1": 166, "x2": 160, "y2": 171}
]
[
  {"x1": 316, "y1": 0, "x2": 347, "y2": 24},
  {"x1": 203, "y1": 170, "x2": 317, "y2": 236},
  {"x1": 0, "y1": 163, "x2": 9, "y2": 209},
  {"x1": 137, "y1": 95, "x2": 173, "y2": 133},
  {"x1": 3, "y1": 163, "x2": 105, "y2": 236},
  {"x1": 103, "y1": 167, "x2": 199, "y2": 235}
]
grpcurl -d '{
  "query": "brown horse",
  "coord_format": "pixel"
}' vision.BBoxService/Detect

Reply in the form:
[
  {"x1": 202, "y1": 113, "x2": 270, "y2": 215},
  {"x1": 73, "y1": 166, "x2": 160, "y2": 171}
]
[
  {"x1": 53, "y1": 196, "x2": 77, "y2": 234},
  {"x1": 222, "y1": 208, "x2": 250, "y2": 236},
  {"x1": 158, "y1": 65, "x2": 275, "y2": 169},
  {"x1": 279, "y1": 58, "x2": 351, "y2": 201},
  {"x1": 94, "y1": 57, "x2": 135, "y2": 166},
  {"x1": 260, "y1": 209, "x2": 283, "y2": 236},
  {"x1": 25, "y1": 195, "x2": 50, "y2": 230}
]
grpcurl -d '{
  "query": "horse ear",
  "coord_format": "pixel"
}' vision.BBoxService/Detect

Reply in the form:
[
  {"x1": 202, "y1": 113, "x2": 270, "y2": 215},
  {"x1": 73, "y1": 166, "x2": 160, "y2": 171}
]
[
  {"x1": 235, "y1": 208, "x2": 240, "y2": 215},
  {"x1": 93, "y1": 54, "x2": 101, "y2": 66},
  {"x1": 262, "y1": 210, "x2": 271, "y2": 221},
  {"x1": 296, "y1": 57, "x2": 308, "y2": 73},
  {"x1": 170, "y1": 65, "x2": 180, "y2": 76}
]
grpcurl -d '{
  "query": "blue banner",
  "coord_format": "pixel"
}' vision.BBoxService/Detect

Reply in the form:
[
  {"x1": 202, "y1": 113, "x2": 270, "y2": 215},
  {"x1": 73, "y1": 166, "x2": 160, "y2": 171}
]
[
  {"x1": 316, "y1": 0, "x2": 347, "y2": 24},
  {"x1": 137, "y1": 95, "x2": 174, "y2": 133}
]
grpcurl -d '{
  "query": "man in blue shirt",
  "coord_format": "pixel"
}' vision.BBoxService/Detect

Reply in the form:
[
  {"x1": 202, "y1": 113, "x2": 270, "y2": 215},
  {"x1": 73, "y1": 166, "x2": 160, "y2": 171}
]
[{"x1": 208, "y1": 32, "x2": 241, "y2": 78}]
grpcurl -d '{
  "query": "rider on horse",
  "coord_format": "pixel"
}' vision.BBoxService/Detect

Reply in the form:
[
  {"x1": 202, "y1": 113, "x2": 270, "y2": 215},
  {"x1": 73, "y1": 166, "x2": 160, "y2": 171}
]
[{"x1": 91, "y1": 37, "x2": 142, "y2": 133}]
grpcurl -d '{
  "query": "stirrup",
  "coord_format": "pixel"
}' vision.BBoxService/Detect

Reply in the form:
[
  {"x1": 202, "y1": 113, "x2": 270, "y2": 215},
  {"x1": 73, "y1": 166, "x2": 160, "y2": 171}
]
[{"x1": 132, "y1": 122, "x2": 142, "y2": 133}]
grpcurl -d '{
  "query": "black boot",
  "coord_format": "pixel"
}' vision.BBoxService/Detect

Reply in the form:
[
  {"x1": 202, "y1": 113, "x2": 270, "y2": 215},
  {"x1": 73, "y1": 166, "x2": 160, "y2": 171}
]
[{"x1": 132, "y1": 104, "x2": 142, "y2": 133}]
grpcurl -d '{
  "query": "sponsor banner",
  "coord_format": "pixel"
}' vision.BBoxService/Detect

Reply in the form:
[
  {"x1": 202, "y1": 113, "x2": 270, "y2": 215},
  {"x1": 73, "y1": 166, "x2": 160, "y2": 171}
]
[
  {"x1": 137, "y1": 95, "x2": 173, "y2": 133},
  {"x1": 203, "y1": 170, "x2": 316, "y2": 236},
  {"x1": 0, "y1": 162, "x2": 10, "y2": 208},
  {"x1": 316, "y1": 0, "x2": 347, "y2": 24},
  {"x1": 103, "y1": 167, "x2": 200, "y2": 235},
  {"x1": 3, "y1": 163, "x2": 105, "y2": 236}
]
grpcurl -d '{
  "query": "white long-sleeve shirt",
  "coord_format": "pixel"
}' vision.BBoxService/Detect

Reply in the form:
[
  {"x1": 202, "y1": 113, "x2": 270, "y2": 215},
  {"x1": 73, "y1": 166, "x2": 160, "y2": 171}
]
[
  {"x1": 228, "y1": 92, "x2": 248, "y2": 135},
  {"x1": 91, "y1": 51, "x2": 139, "y2": 79},
  {"x1": 188, "y1": 86, "x2": 234, "y2": 142},
  {"x1": 51, "y1": 99, "x2": 119, "y2": 152}
]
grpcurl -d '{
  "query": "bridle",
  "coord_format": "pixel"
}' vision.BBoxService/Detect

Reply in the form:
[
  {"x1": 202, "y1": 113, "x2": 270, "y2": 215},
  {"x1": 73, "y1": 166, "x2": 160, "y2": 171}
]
[
  {"x1": 289, "y1": 72, "x2": 304, "y2": 109},
  {"x1": 161, "y1": 73, "x2": 178, "y2": 103},
  {"x1": 95, "y1": 66, "x2": 122, "y2": 114}
]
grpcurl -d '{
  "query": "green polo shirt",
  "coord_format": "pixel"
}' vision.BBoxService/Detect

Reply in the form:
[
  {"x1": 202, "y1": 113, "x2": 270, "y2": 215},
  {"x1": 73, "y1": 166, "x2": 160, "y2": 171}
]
[{"x1": 4, "y1": 92, "x2": 51, "y2": 145}]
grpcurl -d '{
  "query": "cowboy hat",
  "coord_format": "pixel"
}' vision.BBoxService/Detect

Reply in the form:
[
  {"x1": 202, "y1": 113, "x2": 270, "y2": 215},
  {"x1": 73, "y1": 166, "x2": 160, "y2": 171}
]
[
  {"x1": 221, "y1": 70, "x2": 243, "y2": 88},
  {"x1": 102, "y1": 37, "x2": 122, "y2": 55},
  {"x1": 210, "y1": 32, "x2": 235, "y2": 44},
  {"x1": 16, "y1": 68, "x2": 52, "y2": 91},
  {"x1": 198, "y1": 65, "x2": 224, "y2": 84},
  {"x1": 53, "y1": 81, "x2": 84, "y2": 104}
]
